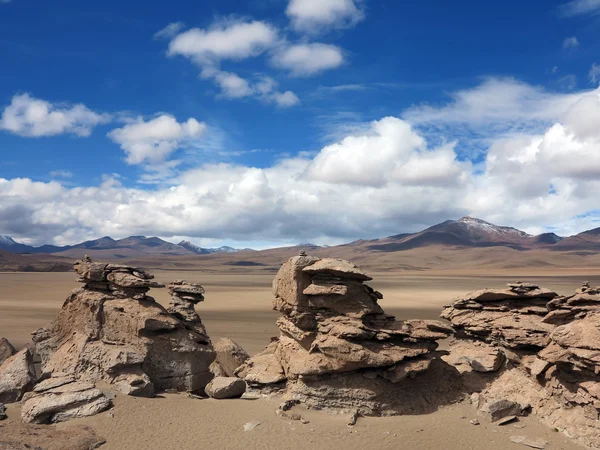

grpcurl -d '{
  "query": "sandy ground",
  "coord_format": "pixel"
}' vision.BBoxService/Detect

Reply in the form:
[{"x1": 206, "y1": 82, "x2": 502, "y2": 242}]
[
  {"x1": 1, "y1": 394, "x2": 581, "y2": 450},
  {"x1": 1, "y1": 268, "x2": 598, "y2": 449}
]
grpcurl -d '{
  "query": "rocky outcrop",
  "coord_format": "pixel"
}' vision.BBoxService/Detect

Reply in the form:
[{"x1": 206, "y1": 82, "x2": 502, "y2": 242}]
[
  {"x1": 31, "y1": 257, "x2": 215, "y2": 400},
  {"x1": 236, "y1": 254, "x2": 459, "y2": 415},
  {"x1": 0, "y1": 338, "x2": 16, "y2": 367},
  {"x1": 210, "y1": 338, "x2": 250, "y2": 378},
  {"x1": 441, "y1": 282, "x2": 558, "y2": 350},
  {"x1": 444, "y1": 281, "x2": 600, "y2": 449},
  {"x1": 21, "y1": 377, "x2": 111, "y2": 424},
  {"x1": 205, "y1": 376, "x2": 246, "y2": 399},
  {"x1": 0, "y1": 347, "x2": 36, "y2": 404}
]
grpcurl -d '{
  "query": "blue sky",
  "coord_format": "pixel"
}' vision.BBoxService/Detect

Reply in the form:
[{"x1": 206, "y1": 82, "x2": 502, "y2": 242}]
[{"x1": 1, "y1": 0, "x2": 600, "y2": 248}]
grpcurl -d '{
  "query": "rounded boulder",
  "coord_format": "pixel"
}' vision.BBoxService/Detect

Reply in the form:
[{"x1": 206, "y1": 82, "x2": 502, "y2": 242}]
[{"x1": 205, "y1": 377, "x2": 246, "y2": 399}]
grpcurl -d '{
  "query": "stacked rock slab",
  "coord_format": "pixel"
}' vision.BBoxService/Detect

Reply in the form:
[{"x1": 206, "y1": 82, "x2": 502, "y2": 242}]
[
  {"x1": 444, "y1": 281, "x2": 600, "y2": 449},
  {"x1": 30, "y1": 257, "x2": 215, "y2": 401},
  {"x1": 167, "y1": 280, "x2": 211, "y2": 342},
  {"x1": 237, "y1": 255, "x2": 459, "y2": 415},
  {"x1": 543, "y1": 282, "x2": 600, "y2": 325}
]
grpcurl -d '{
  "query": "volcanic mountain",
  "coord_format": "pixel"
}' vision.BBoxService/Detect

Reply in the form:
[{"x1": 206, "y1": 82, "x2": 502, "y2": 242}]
[{"x1": 364, "y1": 217, "x2": 553, "y2": 252}]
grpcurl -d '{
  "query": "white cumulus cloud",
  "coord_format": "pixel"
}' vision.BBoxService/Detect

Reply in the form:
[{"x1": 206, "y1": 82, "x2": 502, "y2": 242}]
[
  {"x1": 0, "y1": 94, "x2": 109, "y2": 137},
  {"x1": 286, "y1": 0, "x2": 364, "y2": 32},
  {"x1": 107, "y1": 115, "x2": 206, "y2": 165},
  {"x1": 168, "y1": 20, "x2": 278, "y2": 63},
  {"x1": 272, "y1": 43, "x2": 344, "y2": 76}
]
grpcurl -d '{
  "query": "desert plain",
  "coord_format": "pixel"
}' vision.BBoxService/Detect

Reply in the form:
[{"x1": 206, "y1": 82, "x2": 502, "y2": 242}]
[{"x1": 2, "y1": 257, "x2": 599, "y2": 450}]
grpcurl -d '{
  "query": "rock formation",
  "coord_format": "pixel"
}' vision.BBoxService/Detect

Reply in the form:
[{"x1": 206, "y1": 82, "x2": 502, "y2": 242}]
[
  {"x1": 443, "y1": 281, "x2": 600, "y2": 449},
  {"x1": 236, "y1": 254, "x2": 460, "y2": 415},
  {"x1": 22, "y1": 257, "x2": 215, "y2": 423},
  {"x1": 0, "y1": 347, "x2": 36, "y2": 404}
]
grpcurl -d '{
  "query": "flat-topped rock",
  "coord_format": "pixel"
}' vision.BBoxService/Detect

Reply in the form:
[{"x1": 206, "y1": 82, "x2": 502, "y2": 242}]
[
  {"x1": 168, "y1": 280, "x2": 206, "y2": 297},
  {"x1": 302, "y1": 258, "x2": 372, "y2": 281}
]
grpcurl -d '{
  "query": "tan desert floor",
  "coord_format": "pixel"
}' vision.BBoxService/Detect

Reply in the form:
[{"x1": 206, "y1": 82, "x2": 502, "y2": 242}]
[{"x1": 1, "y1": 269, "x2": 599, "y2": 449}]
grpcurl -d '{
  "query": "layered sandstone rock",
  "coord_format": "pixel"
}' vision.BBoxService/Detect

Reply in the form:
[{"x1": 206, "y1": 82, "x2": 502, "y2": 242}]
[
  {"x1": 30, "y1": 257, "x2": 215, "y2": 400},
  {"x1": 237, "y1": 254, "x2": 459, "y2": 415},
  {"x1": 543, "y1": 282, "x2": 600, "y2": 325},
  {"x1": 441, "y1": 282, "x2": 558, "y2": 350},
  {"x1": 21, "y1": 376, "x2": 111, "y2": 424}
]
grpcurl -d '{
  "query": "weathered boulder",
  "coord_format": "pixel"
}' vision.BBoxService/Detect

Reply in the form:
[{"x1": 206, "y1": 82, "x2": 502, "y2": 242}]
[
  {"x1": 443, "y1": 340, "x2": 505, "y2": 373},
  {"x1": 21, "y1": 377, "x2": 111, "y2": 424},
  {"x1": 31, "y1": 257, "x2": 215, "y2": 402},
  {"x1": 211, "y1": 338, "x2": 249, "y2": 377},
  {"x1": 0, "y1": 347, "x2": 36, "y2": 404},
  {"x1": 0, "y1": 338, "x2": 16, "y2": 366},
  {"x1": 477, "y1": 398, "x2": 529, "y2": 422},
  {"x1": 441, "y1": 282, "x2": 558, "y2": 350},
  {"x1": 238, "y1": 254, "x2": 457, "y2": 414},
  {"x1": 205, "y1": 376, "x2": 247, "y2": 399}
]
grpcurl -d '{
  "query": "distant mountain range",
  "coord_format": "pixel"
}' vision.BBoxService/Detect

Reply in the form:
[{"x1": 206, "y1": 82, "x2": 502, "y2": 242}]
[
  {"x1": 0, "y1": 235, "x2": 254, "y2": 259},
  {"x1": 1, "y1": 216, "x2": 599, "y2": 260}
]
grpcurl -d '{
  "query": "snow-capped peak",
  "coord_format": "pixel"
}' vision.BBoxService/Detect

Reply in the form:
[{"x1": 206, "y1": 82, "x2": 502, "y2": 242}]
[
  {"x1": 0, "y1": 235, "x2": 17, "y2": 246},
  {"x1": 456, "y1": 216, "x2": 531, "y2": 237}
]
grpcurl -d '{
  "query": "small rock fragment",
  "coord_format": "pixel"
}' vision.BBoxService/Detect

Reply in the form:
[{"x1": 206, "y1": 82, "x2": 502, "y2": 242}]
[
  {"x1": 347, "y1": 409, "x2": 360, "y2": 426},
  {"x1": 243, "y1": 421, "x2": 261, "y2": 432},
  {"x1": 470, "y1": 419, "x2": 480, "y2": 425},
  {"x1": 509, "y1": 436, "x2": 547, "y2": 449},
  {"x1": 497, "y1": 415, "x2": 517, "y2": 426}
]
